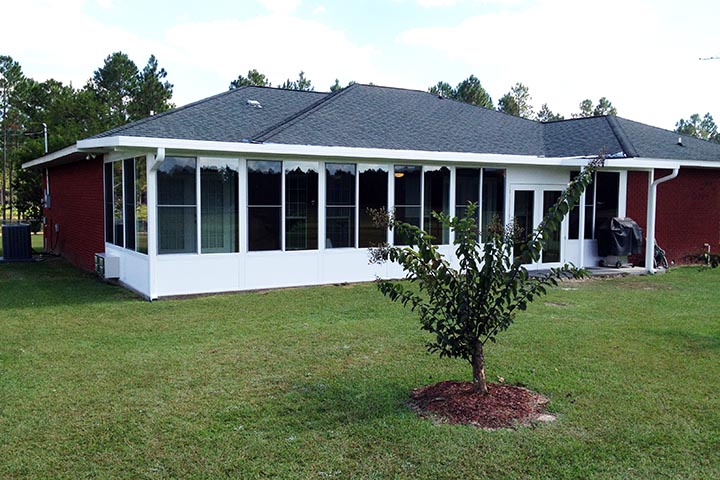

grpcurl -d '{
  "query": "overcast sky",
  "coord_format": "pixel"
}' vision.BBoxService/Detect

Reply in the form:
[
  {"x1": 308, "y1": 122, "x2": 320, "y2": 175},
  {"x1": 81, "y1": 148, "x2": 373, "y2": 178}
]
[{"x1": 3, "y1": 0, "x2": 719, "y2": 131}]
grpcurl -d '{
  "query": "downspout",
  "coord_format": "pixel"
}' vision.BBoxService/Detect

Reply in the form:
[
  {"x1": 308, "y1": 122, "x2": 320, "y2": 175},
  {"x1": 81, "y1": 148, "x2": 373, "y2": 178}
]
[
  {"x1": 645, "y1": 167, "x2": 680, "y2": 273},
  {"x1": 148, "y1": 147, "x2": 165, "y2": 300},
  {"x1": 150, "y1": 147, "x2": 166, "y2": 172}
]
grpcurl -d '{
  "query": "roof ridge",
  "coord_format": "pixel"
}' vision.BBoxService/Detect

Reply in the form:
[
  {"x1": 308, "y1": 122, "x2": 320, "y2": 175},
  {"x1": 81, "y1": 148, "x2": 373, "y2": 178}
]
[
  {"x1": 251, "y1": 84, "x2": 356, "y2": 142},
  {"x1": 606, "y1": 116, "x2": 639, "y2": 158}
]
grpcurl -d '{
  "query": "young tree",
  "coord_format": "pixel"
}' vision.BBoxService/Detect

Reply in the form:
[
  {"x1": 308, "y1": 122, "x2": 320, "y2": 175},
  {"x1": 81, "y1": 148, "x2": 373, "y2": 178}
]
[
  {"x1": 229, "y1": 68, "x2": 271, "y2": 89},
  {"x1": 371, "y1": 157, "x2": 602, "y2": 395},
  {"x1": 428, "y1": 81, "x2": 455, "y2": 98},
  {"x1": 573, "y1": 97, "x2": 618, "y2": 118}
]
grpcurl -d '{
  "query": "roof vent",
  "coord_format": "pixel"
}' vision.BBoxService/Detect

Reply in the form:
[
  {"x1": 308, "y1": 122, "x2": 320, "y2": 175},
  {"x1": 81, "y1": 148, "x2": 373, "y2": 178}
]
[
  {"x1": 677, "y1": 136, "x2": 683, "y2": 146},
  {"x1": 246, "y1": 99, "x2": 262, "y2": 109}
]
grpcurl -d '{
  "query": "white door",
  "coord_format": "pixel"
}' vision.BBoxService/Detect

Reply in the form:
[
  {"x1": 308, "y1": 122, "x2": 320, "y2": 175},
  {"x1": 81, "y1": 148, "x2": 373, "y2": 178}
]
[{"x1": 510, "y1": 186, "x2": 566, "y2": 270}]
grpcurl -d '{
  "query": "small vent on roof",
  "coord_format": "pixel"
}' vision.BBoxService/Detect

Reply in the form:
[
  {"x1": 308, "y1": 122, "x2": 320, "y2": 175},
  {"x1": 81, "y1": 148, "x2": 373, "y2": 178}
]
[
  {"x1": 246, "y1": 99, "x2": 262, "y2": 109},
  {"x1": 677, "y1": 136, "x2": 684, "y2": 146}
]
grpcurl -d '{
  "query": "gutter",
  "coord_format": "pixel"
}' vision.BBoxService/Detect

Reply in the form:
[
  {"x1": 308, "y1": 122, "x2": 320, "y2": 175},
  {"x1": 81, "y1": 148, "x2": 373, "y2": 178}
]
[{"x1": 645, "y1": 167, "x2": 680, "y2": 273}]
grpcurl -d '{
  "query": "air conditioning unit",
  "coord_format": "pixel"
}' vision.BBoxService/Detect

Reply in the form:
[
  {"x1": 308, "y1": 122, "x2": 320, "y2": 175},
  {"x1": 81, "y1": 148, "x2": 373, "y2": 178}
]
[
  {"x1": 94, "y1": 253, "x2": 120, "y2": 279},
  {"x1": 2, "y1": 223, "x2": 32, "y2": 261}
]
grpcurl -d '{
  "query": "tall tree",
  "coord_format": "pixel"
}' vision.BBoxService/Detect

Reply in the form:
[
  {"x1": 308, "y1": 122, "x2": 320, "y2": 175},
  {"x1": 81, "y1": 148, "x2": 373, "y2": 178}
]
[
  {"x1": 229, "y1": 68, "x2": 271, "y2": 89},
  {"x1": 280, "y1": 71, "x2": 314, "y2": 91},
  {"x1": 497, "y1": 82, "x2": 533, "y2": 119},
  {"x1": 573, "y1": 97, "x2": 618, "y2": 118},
  {"x1": 129, "y1": 55, "x2": 174, "y2": 121},
  {"x1": 535, "y1": 103, "x2": 564, "y2": 122},
  {"x1": 593, "y1": 97, "x2": 617, "y2": 116},
  {"x1": 89, "y1": 52, "x2": 139, "y2": 127},
  {"x1": 428, "y1": 81, "x2": 455, "y2": 98},
  {"x1": 675, "y1": 113, "x2": 720, "y2": 143},
  {"x1": 1, "y1": 55, "x2": 26, "y2": 220},
  {"x1": 455, "y1": 75, "x2": 493, "y2": 109}
]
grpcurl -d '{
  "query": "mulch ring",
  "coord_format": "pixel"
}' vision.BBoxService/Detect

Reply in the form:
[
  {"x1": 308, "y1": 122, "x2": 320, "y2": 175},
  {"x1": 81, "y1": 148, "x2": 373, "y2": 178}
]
[{"x1": 408, "y1": 381, "x2": 556, "y2": 430}]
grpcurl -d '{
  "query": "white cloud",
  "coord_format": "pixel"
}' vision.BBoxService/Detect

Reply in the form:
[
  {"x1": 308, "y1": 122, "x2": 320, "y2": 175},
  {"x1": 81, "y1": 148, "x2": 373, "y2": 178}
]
[
  {"x1": 164, "y1": 14, "x2": 379, "y2": 101},
  {"x1": 312, "y1": 5, "x2": 326, "y2": 15},
  {"x1": 397, "y1": 0, "x2": 720, "y2": 129},
  {"x1": 258, "y1": 0, "x2": 302, "y2": 15},
  {"x1": 417, "y1": 0, "x2": 459, "y2": 7}
]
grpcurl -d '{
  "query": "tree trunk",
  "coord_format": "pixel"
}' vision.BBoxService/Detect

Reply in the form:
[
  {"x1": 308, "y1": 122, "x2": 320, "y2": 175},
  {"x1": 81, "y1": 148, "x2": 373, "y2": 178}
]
[{"x1": 471, "y1": 340, "x2": 489, "y2": 395}]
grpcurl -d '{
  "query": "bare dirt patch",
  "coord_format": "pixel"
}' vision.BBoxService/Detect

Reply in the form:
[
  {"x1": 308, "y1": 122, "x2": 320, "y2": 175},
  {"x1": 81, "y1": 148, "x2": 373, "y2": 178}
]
[{"x1": 408, "y1": 381, "x2": 555, "y2": 430}]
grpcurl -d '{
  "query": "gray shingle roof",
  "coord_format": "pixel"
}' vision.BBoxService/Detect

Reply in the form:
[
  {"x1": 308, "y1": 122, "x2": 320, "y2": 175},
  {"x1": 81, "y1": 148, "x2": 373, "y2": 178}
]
[
  {"x1": 92, "y1": 86, "x2": 328, "y2": 142},
  {"x1": 90, "y1": 83, "x2": 720, "y2": 163}
]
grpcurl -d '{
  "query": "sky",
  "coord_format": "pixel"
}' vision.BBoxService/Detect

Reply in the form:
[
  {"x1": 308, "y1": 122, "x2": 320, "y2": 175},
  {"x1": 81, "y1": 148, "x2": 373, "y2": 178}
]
[{"x1": 2, "y1": 0, "x2": 719, "y2": 131}]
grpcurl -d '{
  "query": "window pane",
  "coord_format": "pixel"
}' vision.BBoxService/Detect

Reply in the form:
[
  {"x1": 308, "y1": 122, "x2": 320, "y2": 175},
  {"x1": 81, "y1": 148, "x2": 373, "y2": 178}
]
[
  {"x1": 326, "y1": 207, "x2": 355, "y2": 248},
  {"x1": 456, "y1": 168, "x2": 480, "y2": 220},
  {"x1": 326, "y1": 163, "x2": 356, "y2": 248},
  {"x1": 424, "y1": 166, "x2": 450, "y2": 244},
  {"x1": 158, "y1": 157, "x2": 196, "y2": 206},
  {"x1": 158, "y1": 207, "x2": 197, "y2": 254},
  {"x1": 201, "y1": 159, "x2": 239, "y2": 253},
  {"x1": 113, "y1": 161, "x2": 123, "y2": 247},
  {"x1": 543, "y1": 190, "x2": 561, "y2": 263},
  {"x1": 285, "y1": 161, "x2": 318, "y2": 250},
  {"x1": 358, "y1": 164, "x2": 388, "y2": 247},
  {"x1": 393, "y1": 206, "x2": 421, "y2": 245},
  {"x1": 394, "y1": 165, "x2": 421, "y2": 206},
  {"x1": 584, "y1": 174, "x2": 596, "y2": 239},
  {"x1": 248, "y1": 160, "x2": 281, "y2": 251},
  {"x1": 594, "y1": 171, "x2": 620, "y2": 238},
  {"x1": 248, "y1": 160, "x2": 281, "y2": 206},
  {"x1": 104, "y1": 162, "x2": 113, "y2": 244},
  {"x1": 482, "y1": 168, "x2": 505, "y2": 236},
  {"x1": 157, "y1": 157, "x2": 197, "y2": 255},
  {"x1": 568, "y1": 171, "x2": 580, "y2": 240},
  {"x1": 249, "y1": 207, "x2": 281, "y2": 251},
  {"x1": 124, "y1": 158, "x2": 136, "y2": 250},
  {"x1": 135, "y1": 157, "x2": 148, "y2": 254},
  {"x1": 513, "y1": 190, "x2": 534, "y2": 259}
]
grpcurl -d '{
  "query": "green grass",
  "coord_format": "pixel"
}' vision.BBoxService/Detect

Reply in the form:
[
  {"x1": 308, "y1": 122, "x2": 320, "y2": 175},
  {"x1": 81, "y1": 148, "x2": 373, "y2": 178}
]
[{"x1": 1, "y1": 260, "x2": 719, "y2": 479}]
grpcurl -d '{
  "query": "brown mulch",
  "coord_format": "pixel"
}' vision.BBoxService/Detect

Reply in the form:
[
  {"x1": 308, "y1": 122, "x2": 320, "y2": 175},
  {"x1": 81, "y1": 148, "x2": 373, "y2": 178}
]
[{"x1": 408, "y1": 381, "x2": 554, "y2": 430}]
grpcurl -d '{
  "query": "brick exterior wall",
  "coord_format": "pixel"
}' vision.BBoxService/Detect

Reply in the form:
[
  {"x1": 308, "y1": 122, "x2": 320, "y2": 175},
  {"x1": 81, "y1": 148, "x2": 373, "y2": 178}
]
[
  {"x1": 626, "y1": 168, "x2": 720, "y2": 266},
  {"x1": 44, "y1": 158, "x2": 105, "y2": 271}
]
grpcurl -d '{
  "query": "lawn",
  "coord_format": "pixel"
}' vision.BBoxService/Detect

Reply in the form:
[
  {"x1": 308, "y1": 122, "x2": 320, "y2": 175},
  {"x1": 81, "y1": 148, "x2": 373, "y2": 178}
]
[{"x1": 1, "y1": 259, "x2": 718, "y2": 479}]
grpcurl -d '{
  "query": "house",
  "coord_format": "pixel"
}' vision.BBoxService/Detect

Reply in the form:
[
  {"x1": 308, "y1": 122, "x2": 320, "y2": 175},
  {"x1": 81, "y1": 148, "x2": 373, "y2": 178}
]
[{"x1": 22, "y1": 84, "x2": 720, "y2": 299}]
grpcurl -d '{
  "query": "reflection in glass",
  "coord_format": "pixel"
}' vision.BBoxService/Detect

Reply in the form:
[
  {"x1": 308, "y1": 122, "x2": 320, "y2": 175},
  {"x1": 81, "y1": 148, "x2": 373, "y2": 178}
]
[
  {"x1": 542, "y1": 190, "x2": 561, "y2": 263},
  {"x1": 455, "y1": 168, "x2": 480, "y2": 221},
  {"x1": 248, "y1": 160, "x2": 281, "y2": 251},
  {"x1": 424, "y1": 166, "x2": 450, "y2": 244},
  {"x1": 135, "y1": 157, "x2": 148, "y2": 254},
  {"x1": 285, "y1": 161, "x2": 318, "y2": 250},
  {"x1": 124, "y1": 158, "x2": 136, "y2": 250},
  {"x1": 513, "y1": 190, "x2": 534, "y2": 259},
  {"x1": 393, "y1": 165, "x2": 421, "y2": 245},
  {"x1": 482, "y1": 168, "x2": 505, "y2": 237},
  {"x1": 113, "y1": 161, "x2": 123, "y2": 247},
  {"x1": 202, "y1": 159, "x2": 239, "y2": 253},
  {"x1": 157, "y1": 157, "x2": 197, "y2": 254},
  {"x1": 326, "y1": 163, "x2": 356, "y2": 248},
  {"x1": 358, "y1": 164, "x2": 388, "y2": 247}
]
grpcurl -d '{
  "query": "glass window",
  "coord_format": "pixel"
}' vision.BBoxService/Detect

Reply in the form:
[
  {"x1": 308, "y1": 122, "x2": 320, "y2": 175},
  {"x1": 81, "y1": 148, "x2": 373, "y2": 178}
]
[
  {"x1": 594, "y1": 171, "x2": 620, "y2": 238},
  {"x1": 104, "y1": 163, "x2": 113, "y2": 244},
  {"x1": 393, "y1": 165, "x2": 421, "y2": 245},
  {"x1": 482, "y1": 168, "x2": 505, "y2": 236},
  {"x1": 513, "y1": 190, "x2": 534, "y2": 258},
  {"x1": 112, "y1": 161, "x2": 123, "y2": 247},
  {"x1": 248, "y1": 160, "x2": 281, "y2": 251},
  {"x1": 285, "y1": 161, "x2": 318, "y2": 250},
  {"x1": 568, "y1": 171, "x2": 581, "y2": 240},
  {"x1": 542, "y1": 190, "x2": 562, "y2": 263},
  {"x1": 157, "y1": 157, "x2": 197, "y2": 254},
  {"x1": 358, "y1": 164, "x2": 388, "y2": 247},
  {"x1": 455, "y1": 168, "x2": 480, "y2": 221},
  {"x1": 326, "y1": 163, "x2": 356, "y2": 248},
  {"x1": 201, "y1": 159, "x2": 239, "y2": 253},
  {"x1": 123, "y1": 158, "x2": 136, "y2": 250},
  {"x1": 424, "y1": 166, "x2": 450, "y2": 244},
  {"x1": 135, "y1": 157, "x2": 148, "y2": 254},
  {"x1": 584, "y1": 175, "x2": 595, "y2": 239}
]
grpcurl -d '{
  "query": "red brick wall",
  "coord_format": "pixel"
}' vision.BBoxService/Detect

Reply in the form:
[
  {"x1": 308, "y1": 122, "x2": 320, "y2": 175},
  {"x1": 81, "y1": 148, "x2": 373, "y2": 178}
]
[
  {"x1": 44, "y1": 158, "x2": 105, "y2": 271},
  {"x1": 626, "y1": 168, "x2": 720, "y2": 266}
]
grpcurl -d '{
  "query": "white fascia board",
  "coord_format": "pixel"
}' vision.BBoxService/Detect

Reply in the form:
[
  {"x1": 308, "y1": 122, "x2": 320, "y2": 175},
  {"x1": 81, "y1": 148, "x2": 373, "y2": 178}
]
[
  {"x1": 78, "y1": 136, "x2": 592, "y2": 167},
  {"x1": 21, "y1": 144, "x2": 79, "y2": 169},
  {"x1": 606, "y1": 157, "x2": 719, "y2": 169}
]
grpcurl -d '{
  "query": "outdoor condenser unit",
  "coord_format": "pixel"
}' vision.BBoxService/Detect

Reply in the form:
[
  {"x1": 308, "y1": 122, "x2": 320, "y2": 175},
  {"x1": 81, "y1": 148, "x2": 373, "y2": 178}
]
[
  {"x1": 1, "y1": 223, "x2": 32, "y2": 261},
  {"x1": 94, "y1": 253, "x2": 120, "y2": 279}
]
